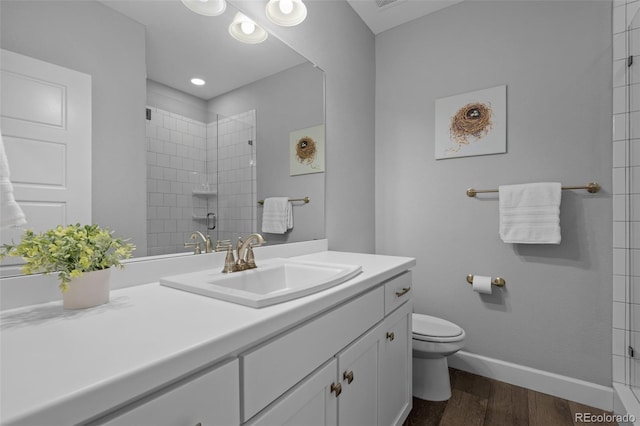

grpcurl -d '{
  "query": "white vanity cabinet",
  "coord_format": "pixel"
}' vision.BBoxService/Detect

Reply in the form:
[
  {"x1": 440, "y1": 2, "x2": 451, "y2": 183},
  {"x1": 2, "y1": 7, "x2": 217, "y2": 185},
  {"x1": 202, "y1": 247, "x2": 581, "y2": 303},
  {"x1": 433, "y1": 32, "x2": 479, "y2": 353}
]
[
  {"x1": 92, "y1": 359, "x2": 240, "y2": 426},
  {"x1": 244, "y1": 271, "x2": 413, "y2": 426},
  {"x1": 379, "y1": 300, "x2": 412, "y2": 426}
]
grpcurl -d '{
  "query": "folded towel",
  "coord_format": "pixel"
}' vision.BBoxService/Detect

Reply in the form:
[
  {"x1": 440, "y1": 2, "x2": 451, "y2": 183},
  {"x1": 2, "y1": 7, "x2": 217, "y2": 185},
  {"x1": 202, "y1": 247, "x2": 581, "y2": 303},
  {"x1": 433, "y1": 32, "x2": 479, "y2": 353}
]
[
  {"x1": 0, "y1": 132, "x2": 27, "y2": 229},
  {"x1": 262, "y1": 197, "x2": 293, "y2": 234},
  {"x1": 499, "y1": 182, "x2": 561, "y2": 244}
]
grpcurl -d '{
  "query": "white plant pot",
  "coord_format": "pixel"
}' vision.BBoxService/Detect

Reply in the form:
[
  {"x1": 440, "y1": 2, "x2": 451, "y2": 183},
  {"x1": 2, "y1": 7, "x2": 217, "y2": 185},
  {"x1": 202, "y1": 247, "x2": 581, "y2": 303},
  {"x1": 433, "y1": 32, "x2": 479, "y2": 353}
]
[{"x1": 62, "y1": 268, "x2": 111, "y2": 309}]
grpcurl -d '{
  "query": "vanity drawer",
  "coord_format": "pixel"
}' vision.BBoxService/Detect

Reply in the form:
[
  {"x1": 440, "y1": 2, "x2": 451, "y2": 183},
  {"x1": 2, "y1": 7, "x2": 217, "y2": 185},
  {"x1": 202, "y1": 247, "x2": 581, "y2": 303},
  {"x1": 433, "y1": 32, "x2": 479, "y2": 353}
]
[
  {"x1": 384, "y1": 271, "x2": 412, "y2": 315},
  {"x1": 241, "y1": 286, "x2": 384, "y2": 422},
  {"x1": 97, "y1": 359, "x2": 239, "y2": 426}
]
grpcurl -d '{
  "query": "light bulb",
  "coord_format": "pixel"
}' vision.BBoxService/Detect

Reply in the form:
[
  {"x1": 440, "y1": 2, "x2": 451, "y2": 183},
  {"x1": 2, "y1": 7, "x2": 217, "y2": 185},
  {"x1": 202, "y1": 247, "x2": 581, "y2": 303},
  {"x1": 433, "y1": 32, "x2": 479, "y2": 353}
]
[
  {"x1": 279, "y1": 0, "x2": 293, "y2": 15},
  {"x1": 240, "y1": 21, "x2": 255, "y2": 35}
]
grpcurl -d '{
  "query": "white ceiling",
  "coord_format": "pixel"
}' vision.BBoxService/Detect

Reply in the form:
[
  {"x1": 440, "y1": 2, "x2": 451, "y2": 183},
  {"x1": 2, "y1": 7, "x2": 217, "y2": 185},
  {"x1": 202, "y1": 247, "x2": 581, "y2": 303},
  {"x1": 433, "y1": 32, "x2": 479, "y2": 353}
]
[
  {"x1": 100, "y1": 1, "x2": 307, "y2": 100},
  {"x1": 99, "y1": 0, "x2": 462, "y2": 100},
  {"x1": 346, "y1": 0, "x2": 463, "y2": 35}
]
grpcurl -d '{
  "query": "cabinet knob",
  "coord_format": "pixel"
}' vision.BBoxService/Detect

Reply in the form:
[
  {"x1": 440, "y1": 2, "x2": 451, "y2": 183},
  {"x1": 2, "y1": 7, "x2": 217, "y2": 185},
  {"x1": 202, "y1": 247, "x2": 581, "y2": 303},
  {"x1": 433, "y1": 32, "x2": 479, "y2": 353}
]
[
  {"x1": 330, "y1": 382, "x2": 342, "y2": 397},
  {"x1": 343, "y1": 370, "x2": 354, "y2": 384},
  {"x1": 195, "y1": 423, "x2": 202, "y2": 426},
  {"x1": 386, "y1": 332, "x2": 395, "y2": 342},
  {"x1": 395, "y1": 287, "x2": 411, "y2": 297}
]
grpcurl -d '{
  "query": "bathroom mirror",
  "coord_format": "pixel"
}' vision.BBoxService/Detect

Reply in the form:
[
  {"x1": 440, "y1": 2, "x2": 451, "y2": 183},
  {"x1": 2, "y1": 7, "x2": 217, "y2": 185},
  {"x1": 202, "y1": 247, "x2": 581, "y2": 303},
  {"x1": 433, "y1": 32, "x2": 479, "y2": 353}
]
[{"x1": 0, "y1": 0, "x2": 325, "y2": 272}]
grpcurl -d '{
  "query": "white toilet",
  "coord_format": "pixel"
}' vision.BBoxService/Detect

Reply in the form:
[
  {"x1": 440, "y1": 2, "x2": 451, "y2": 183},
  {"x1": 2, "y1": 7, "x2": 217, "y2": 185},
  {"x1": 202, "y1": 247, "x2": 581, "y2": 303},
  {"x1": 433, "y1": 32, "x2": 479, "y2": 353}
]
[{"x1": 412, "y1": 313, "x2": 466, "y2": 401}]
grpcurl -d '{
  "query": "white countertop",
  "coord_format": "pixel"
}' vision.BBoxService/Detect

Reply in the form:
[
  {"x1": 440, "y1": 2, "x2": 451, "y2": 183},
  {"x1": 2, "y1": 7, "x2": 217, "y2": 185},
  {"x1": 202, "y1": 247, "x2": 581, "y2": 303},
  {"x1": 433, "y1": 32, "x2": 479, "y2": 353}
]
[{"x1": 1, "y1": 251, "x2": 415, "y2": 425}]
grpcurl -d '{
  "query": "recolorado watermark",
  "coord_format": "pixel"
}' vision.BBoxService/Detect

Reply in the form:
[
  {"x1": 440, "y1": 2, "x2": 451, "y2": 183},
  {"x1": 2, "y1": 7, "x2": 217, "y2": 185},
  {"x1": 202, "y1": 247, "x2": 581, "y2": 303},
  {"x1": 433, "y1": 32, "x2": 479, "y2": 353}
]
[{"x1": 575, "y1": 412, "x2": 636, "y2": 423}]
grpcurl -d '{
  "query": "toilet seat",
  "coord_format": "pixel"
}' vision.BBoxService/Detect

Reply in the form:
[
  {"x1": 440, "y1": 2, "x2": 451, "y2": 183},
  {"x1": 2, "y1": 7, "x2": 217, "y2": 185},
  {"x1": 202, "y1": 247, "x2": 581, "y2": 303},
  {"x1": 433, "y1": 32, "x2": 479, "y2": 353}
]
[{"x1": 412, "y1": 313, "x2": 464, "y2": 343}]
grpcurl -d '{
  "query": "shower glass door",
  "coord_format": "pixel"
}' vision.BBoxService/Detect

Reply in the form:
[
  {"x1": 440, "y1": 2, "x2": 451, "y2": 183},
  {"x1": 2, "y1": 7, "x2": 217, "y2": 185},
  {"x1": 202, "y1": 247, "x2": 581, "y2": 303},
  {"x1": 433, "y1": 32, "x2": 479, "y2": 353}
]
[
  {"x1": 215, "y1": 109, "x2": 257, "y2": 245},
  {"x1": 629, "y1": 6, "x2": 639, "y2": 399}
]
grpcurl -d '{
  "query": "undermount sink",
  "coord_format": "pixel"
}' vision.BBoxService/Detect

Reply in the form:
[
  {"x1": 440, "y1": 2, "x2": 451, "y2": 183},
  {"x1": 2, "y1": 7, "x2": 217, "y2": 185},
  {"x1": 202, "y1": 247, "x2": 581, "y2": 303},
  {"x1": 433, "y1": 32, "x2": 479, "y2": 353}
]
[{"x1": 159, "y1": 258, "x2": 362, "y2": 308}]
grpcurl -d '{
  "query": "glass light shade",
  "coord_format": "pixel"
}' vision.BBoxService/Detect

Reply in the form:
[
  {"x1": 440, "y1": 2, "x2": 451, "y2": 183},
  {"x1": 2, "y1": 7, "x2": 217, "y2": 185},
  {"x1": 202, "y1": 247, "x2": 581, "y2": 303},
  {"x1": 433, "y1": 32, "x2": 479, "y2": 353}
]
[
  {"x1": 229, "y1": 12, "x2": 268, "y2": 44},
  {"x1": 265, "y1": 0, "x2": 307, "y2": 26},
  {"x1": 181, "y1": 0, "x2": 227, "y2": 16}
]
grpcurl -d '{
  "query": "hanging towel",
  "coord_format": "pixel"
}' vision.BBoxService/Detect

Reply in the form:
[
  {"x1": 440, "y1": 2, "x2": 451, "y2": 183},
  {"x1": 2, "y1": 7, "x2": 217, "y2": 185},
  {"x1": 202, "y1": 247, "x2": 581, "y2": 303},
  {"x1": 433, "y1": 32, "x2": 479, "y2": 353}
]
[
  {"x1": 499, "y1": 182, "x2": 561, "y2": 244},
  {"x1": 262, "y1": 197, "x2": 293, "y2": 234},
  {"x1": 0, "y1": 132, "x2": 27, "y2": 229}
]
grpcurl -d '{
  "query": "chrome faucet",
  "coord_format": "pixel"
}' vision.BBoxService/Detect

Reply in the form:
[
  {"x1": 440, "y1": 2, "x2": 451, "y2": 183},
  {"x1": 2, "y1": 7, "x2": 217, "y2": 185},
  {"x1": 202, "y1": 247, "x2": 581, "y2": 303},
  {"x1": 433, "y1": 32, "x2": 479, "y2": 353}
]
[
  {"x1": 235, "y1": 233, "x2": 265, "y2": 271},
  {"x1": 185, "y1": 231, "x2": 213, "y2": 254}
]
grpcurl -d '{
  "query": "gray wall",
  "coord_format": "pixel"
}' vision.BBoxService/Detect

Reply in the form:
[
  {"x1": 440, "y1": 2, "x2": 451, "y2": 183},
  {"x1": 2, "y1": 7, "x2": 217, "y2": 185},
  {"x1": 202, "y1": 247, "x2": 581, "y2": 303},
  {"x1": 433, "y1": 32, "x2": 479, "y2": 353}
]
[
  {"x1": 208, "y1": 63, "x2": 325, "y2": 244},
  {"x1": 147, "y1": 80, "x2": 209, "y2": 124},
  {"x1": 1, "y1": 1, "x2": 148, "y2": 255},
  {"x1": 232, "y1": 0, "x2": 376, "y2": 253},
  {"x1": 375, "y1": 1, "x2": 613, "y2": 385}
]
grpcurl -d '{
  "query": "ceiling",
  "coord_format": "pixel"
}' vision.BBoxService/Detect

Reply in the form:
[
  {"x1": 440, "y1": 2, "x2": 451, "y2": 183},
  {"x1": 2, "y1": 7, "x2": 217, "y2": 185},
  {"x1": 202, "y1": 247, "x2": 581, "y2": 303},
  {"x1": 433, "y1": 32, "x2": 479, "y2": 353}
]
[
  {"x1": 100, "y1": 1, "x2": 307, "y2": 100},
  {"x1": 99, "y1": 0, "x2": 462, "y2": 99},
  {"x1": 346, "y1": 0, "x2": 463, "y2": 35}
]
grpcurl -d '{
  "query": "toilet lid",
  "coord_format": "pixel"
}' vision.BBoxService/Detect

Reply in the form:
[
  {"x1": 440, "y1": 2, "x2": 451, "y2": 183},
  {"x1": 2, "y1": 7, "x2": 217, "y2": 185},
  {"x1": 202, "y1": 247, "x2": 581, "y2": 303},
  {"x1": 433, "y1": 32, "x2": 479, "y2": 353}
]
[{"x1": 412, "y1": 314, "x2": 463, "y2": 338}]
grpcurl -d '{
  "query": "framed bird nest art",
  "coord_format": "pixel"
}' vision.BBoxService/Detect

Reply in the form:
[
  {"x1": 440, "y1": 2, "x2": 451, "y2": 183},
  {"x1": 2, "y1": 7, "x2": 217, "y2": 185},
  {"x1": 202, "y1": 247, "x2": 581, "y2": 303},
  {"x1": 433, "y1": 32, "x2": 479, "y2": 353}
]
[
  {"x1": 290, "y1": 124, "x2": 325, "y2": 176},
  {"x1": 435, "y1": 85, "x2": 506, "y2": 159}
]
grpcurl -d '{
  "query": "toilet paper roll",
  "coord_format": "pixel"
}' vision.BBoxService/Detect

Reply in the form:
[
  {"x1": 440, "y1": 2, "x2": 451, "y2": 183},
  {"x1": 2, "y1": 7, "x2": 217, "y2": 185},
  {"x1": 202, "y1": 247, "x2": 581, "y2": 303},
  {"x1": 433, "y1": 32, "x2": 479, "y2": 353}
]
[{"x1": 472, "y1": 275, "x2": 493, "y2": 294}]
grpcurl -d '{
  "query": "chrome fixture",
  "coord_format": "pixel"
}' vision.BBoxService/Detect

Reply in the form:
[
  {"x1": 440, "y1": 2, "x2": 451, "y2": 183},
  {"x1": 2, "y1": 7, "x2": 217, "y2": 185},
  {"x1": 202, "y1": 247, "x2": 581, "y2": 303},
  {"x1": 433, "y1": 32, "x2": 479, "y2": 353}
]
[
  {"x1": 229, "y1": 12, "x2": 268, "y2": 44},
  {"x1": 265, "y1": 0, "x2": 307, "y2": 26},
  {"x1": 466, "y1": 181, "x2": 600, "y2": 197},
  {"x1": 236, "y1": 233, "x2": 265, "y2": 270},
  {"x1": 221, "y1": 233, "x2": 265, "y2": 273},
  {"x1": 185, "y1": 231, "x2": 213, "y2": 254},
  {"x1": 181, "y1": 0, "x2": 226, "y2": 16}
]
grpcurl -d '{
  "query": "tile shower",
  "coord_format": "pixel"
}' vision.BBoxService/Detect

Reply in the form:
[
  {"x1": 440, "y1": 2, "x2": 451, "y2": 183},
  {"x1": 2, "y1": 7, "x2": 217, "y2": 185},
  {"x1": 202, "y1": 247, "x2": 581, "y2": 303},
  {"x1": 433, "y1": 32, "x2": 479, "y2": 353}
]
[
  {"x1": 145, "y1": 106, "x2": 256, "y2": 256},
  {"x1": 612, "y1": 0, "x2": 640, "y2": 413}
]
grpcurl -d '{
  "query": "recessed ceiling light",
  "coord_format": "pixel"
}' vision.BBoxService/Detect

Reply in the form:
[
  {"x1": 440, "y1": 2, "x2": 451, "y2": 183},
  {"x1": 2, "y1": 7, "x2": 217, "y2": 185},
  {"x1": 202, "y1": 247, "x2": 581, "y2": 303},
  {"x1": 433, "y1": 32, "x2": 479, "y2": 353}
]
[
  {"x1": 229, "y1": 12, "x2": 268, "y2": 44},
  {"x1": 191, "y1": 78, "x2": 206, "y2": 86},
  {"x1": 181, "y1": 0, "x2": 227, "y2": 16},
  {"x1": 265, "y1": 0, "x2": 307, "y2": 27}
]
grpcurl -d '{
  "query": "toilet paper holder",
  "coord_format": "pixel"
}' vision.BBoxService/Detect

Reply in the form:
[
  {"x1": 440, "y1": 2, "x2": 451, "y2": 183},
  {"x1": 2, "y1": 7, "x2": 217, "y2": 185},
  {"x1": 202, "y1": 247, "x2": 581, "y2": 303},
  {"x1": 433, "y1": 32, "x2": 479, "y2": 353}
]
[{"x1": 466, "y1": 275, "x2": 506, "y2": 287}]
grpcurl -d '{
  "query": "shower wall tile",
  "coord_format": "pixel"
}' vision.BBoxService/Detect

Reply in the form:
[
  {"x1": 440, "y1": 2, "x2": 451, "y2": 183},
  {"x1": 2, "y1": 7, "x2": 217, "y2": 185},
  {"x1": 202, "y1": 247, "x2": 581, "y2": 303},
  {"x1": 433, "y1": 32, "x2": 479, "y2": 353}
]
[
  {"x1": 146, "y1": 106, "x2": 212, "y2": 255},
  {"x1": 215, "y1": 110, "x2": 256, "y2": 244},
  {"x1": 613, "y1": 0, "x2": 640, "y2": 387}
]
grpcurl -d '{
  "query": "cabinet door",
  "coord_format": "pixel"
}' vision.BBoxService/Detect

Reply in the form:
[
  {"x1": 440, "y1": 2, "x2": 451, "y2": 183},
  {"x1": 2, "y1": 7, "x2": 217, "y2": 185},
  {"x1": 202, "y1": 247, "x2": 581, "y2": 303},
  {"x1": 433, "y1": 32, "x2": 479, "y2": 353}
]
[
  {"x1": 337, "y1": 324, "x2": 383, "y2": 426},
  {"x1": 97, "y1": 359, "x2": 240, "y2": 426},
  {"x1": 245, "y1": 359, "x2": 338, "y2": 426},
  {"x1": 379, "y1": 302, "x2": 412, "y2": 426}
]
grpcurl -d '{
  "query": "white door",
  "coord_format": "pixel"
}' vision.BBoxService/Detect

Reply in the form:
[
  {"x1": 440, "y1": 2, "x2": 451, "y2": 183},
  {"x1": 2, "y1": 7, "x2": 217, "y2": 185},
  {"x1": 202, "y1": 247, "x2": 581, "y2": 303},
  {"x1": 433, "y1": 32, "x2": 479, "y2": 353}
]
[
  {"x1": 379, "y1": 302, "x2": 413, "y2": 426},
  {"x1": 337, "y1": 324, "x2": 381, "y2": 426},
  {"x1": 246, "y1": 359, "x2": 338, "y2": 426},
  {"x1": 0, "y1": 49, "x2": 91, "y2": 270}
]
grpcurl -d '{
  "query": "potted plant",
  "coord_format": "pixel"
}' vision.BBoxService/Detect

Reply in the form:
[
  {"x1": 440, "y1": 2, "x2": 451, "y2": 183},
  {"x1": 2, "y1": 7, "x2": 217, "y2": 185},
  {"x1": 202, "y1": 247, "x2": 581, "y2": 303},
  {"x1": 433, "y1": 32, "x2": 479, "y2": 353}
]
[{"x1": 0, "y1": 224, "x2": 135, "y2": 309}]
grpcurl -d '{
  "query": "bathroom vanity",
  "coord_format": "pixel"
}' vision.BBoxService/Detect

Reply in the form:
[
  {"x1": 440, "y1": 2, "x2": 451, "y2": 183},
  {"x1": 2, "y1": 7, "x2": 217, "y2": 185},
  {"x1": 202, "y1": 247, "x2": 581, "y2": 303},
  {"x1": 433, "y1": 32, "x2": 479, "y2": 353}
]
[{"x1": 0, "y1": 247, "x2": 415, "y2": 426}]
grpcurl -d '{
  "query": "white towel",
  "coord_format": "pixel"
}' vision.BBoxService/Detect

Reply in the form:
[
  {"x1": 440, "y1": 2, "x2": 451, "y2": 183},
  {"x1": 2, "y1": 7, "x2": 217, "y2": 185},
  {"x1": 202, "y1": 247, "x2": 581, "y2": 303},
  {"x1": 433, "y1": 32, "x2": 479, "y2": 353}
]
[
  {"x1": 262, "y1": 197, "x2": 293, "y2": 234},
  {"x1": 499, "y1": 182, "x2": 561, "y2": 244},
  {"x1": 0, "y1": 132, "x2": 27, "y2": 229}
]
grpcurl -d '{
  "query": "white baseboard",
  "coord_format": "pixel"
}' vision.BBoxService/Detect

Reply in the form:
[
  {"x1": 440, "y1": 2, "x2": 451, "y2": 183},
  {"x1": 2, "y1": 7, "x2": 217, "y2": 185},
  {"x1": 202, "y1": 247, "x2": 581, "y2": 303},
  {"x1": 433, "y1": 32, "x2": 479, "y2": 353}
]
[{"x1": 448, "y1": 350, "x2": 614, "y2": 411}]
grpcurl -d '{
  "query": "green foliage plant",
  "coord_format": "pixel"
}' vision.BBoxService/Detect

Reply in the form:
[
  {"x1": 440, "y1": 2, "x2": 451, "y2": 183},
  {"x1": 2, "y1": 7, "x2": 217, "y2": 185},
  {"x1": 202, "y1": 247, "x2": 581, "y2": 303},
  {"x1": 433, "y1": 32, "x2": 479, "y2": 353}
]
[{"x1": 0, "y1": 224, "x2": 135, "y2": 292}]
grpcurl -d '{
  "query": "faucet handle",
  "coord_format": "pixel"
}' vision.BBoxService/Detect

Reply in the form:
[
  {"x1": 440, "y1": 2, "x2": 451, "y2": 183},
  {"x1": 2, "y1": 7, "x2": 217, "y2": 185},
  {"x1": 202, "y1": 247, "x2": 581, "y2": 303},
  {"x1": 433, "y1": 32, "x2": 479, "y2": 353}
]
[
  {"x1": 222, "y1": 245, "x2": 236, "y2": 273},
  {"x1": 184, "y1": 241, "x2": 201, "y2": 255},
  {"x1": 246, "y1": 244, "x2": 257, "y2": 269},
  {"x1": 215, "y1": 239, "x2": 231, "y2": 252},
  {"x1": 205, "y1": 235, "x2": 213, "y2": 253}
]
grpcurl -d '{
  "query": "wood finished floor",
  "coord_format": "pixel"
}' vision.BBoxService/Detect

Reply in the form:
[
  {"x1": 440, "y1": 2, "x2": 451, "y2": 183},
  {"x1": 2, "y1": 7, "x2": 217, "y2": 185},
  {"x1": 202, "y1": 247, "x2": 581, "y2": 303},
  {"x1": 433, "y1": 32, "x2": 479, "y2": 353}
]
[{"x1": 403, "y1": 369, "x2": 617, "y2": 426}]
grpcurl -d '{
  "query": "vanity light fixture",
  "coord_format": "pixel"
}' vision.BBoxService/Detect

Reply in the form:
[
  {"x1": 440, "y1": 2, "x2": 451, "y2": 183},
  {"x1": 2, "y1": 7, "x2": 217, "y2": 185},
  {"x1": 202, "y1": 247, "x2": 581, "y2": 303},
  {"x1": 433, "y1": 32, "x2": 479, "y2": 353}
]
[
  {"x1": 190, "y1": 78, "x2": 206, "y2": 86},
  {"x1": 181, "y1": 0, "x2": 227, "y2": 16},
  {"x1": 265, "y1": 0, "x2": 307, "y2": 26},
  {"x1": 229, "y1": 12, "x2": 268, "y2": 44}
]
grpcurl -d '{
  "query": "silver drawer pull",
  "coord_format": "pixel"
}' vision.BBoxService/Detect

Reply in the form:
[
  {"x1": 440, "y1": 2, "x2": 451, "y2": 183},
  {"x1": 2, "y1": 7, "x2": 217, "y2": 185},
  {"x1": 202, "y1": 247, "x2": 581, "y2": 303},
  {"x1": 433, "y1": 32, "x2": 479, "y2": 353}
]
[
  {"x1": 395, "y1": 287, "x2": 411, "y2": 297},
  {"x1": 331, "y1": 382, "x2": 342, "y2": 397}
]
